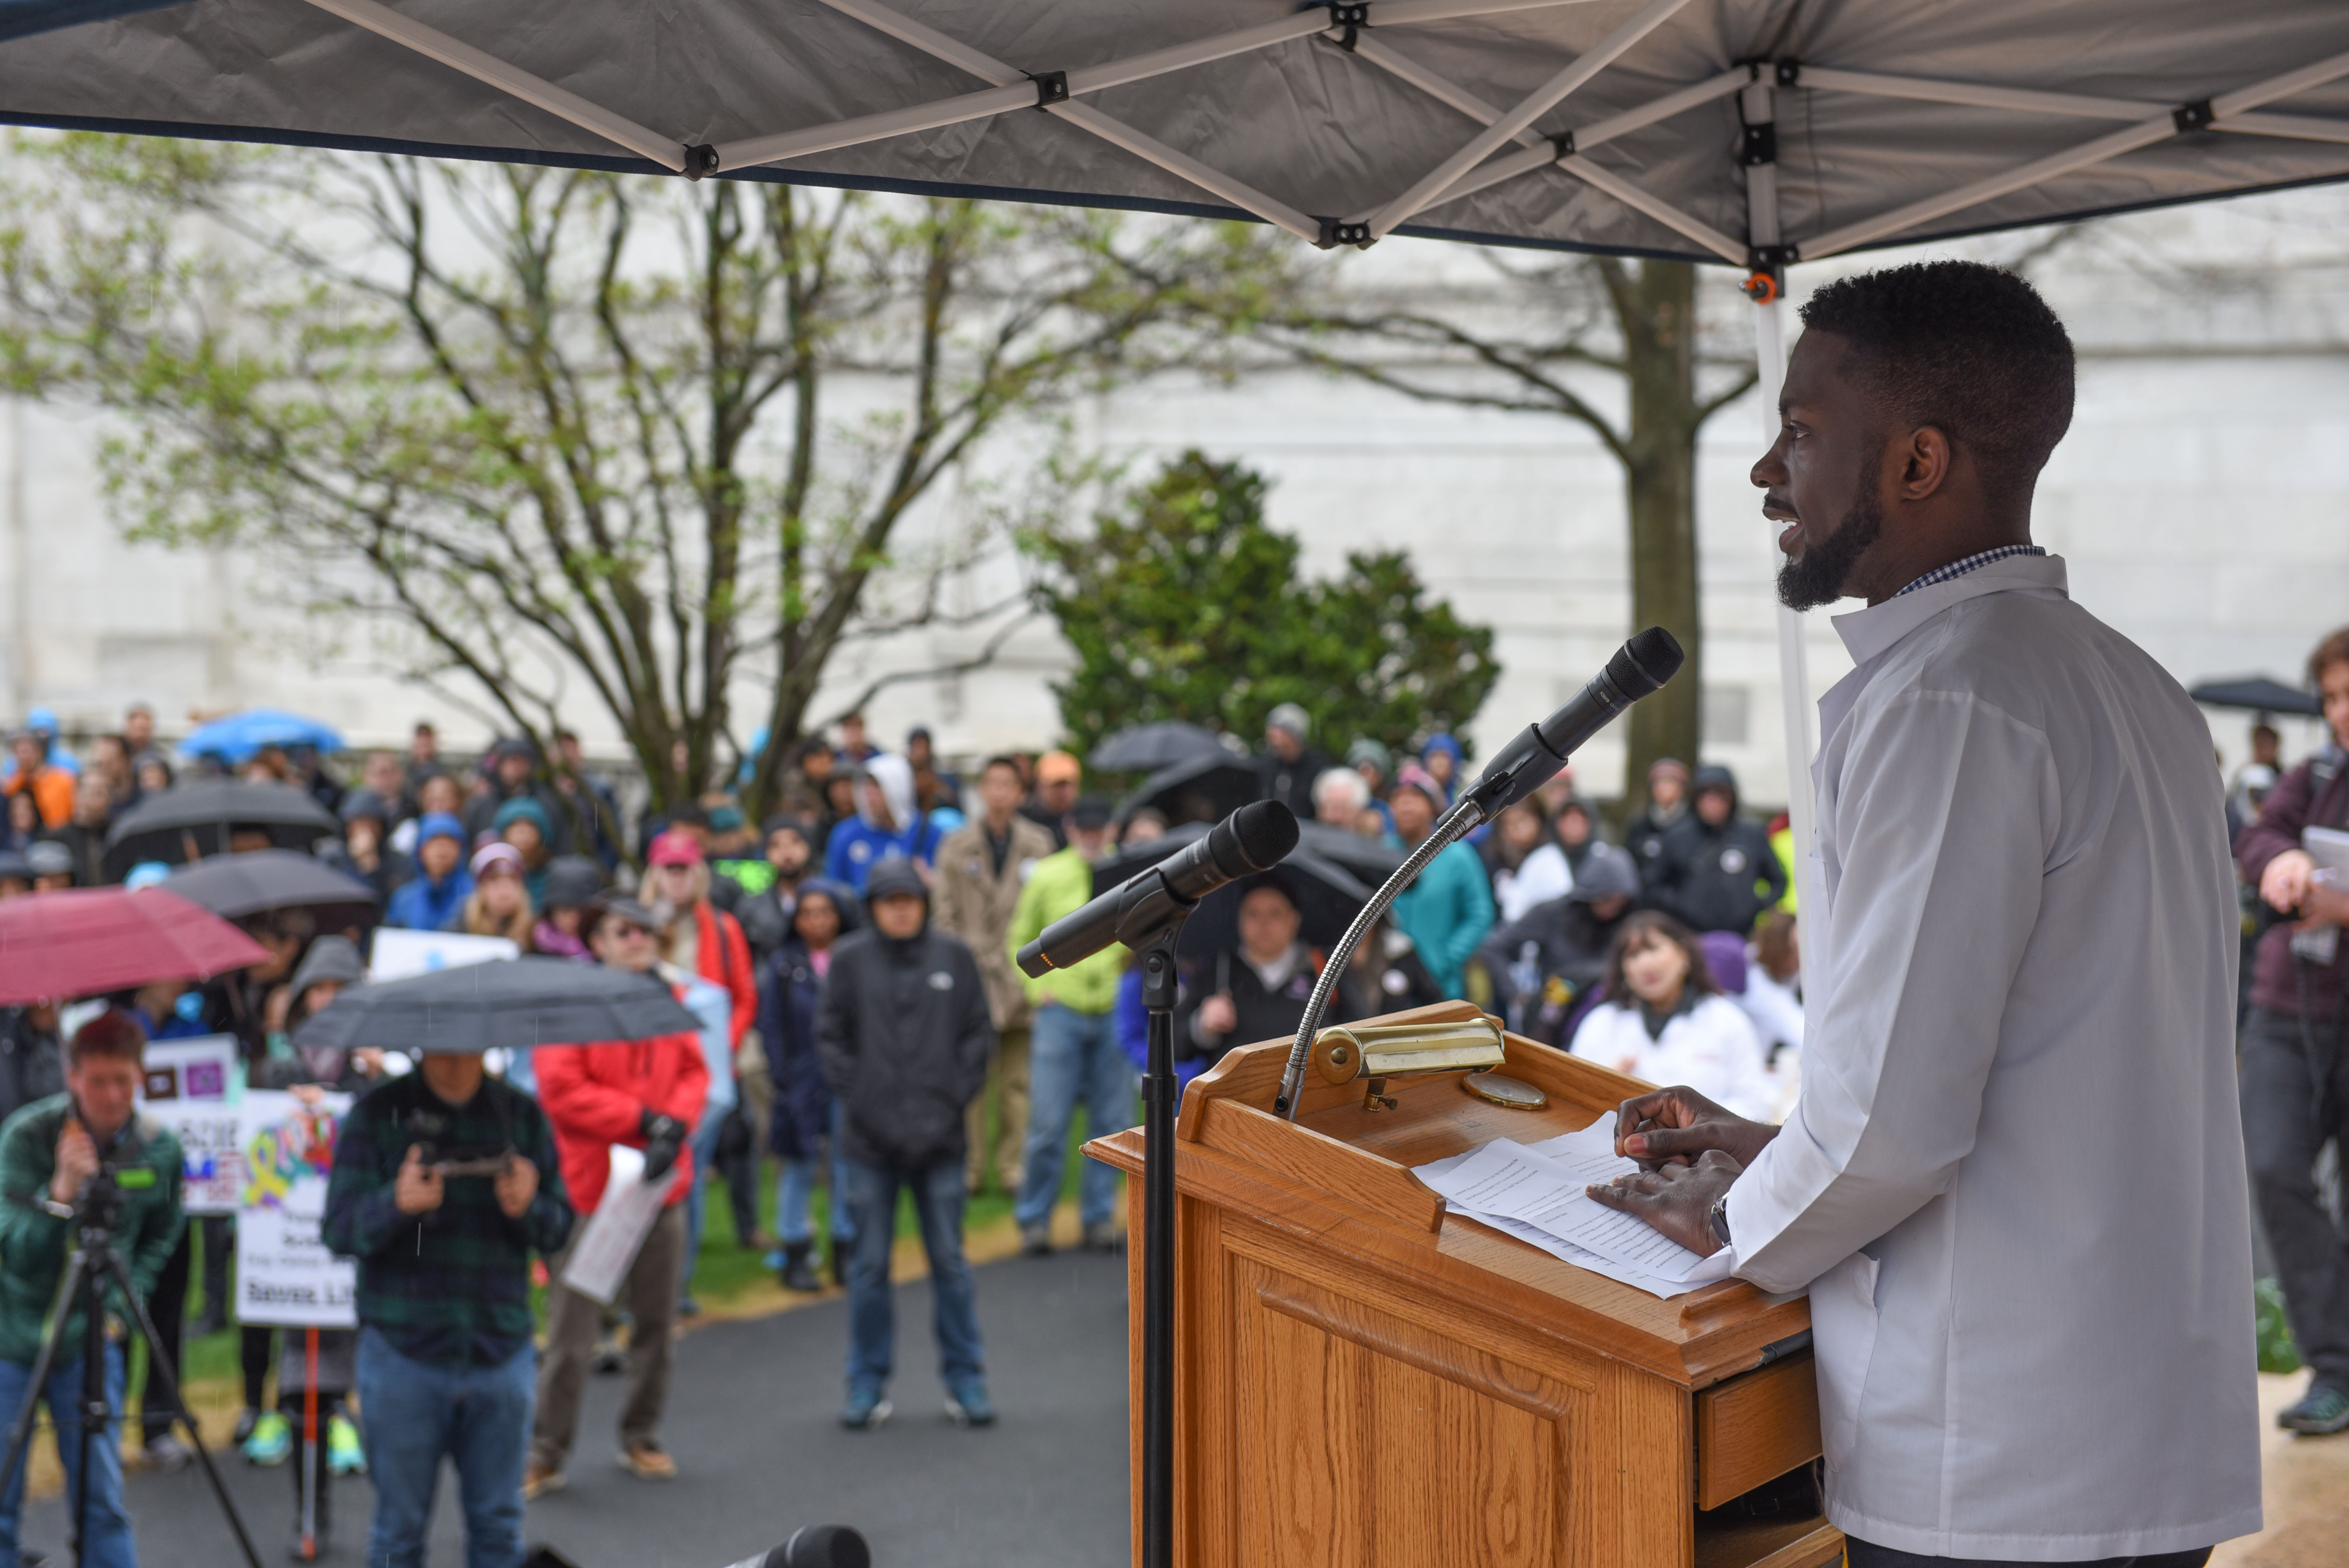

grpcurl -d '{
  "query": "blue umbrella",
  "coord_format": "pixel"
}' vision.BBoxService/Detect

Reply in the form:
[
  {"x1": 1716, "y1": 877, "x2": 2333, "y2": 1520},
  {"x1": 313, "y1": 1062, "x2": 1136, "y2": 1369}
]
[{"x1": 177, "y1": 707, "x2": 346, "y2": 764}]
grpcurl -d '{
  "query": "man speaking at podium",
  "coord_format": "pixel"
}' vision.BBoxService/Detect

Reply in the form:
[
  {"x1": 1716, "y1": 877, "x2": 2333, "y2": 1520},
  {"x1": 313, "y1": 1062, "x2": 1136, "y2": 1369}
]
[{"x1": 1590, "y1": 262, "x2": 2260, "y2": 1567}]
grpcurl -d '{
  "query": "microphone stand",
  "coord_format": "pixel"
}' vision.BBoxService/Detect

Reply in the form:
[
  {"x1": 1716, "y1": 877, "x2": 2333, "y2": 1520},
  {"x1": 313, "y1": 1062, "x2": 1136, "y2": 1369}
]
[{"x1": 1136, "y1": 930, "x2": 1181, "y2": 1568}]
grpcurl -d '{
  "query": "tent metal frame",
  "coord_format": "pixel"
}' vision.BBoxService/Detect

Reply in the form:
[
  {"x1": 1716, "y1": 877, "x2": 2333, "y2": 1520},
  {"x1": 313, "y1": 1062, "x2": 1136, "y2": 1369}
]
[{"x1": 288, "y1": 0, "x2": 2349, "y2": 267}]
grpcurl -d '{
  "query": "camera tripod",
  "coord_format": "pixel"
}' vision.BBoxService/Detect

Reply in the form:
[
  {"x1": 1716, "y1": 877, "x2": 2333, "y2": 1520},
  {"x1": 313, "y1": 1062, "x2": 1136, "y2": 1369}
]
[{"x1": 0, "y1": 1183, "x2": 260, "y2": 1568}]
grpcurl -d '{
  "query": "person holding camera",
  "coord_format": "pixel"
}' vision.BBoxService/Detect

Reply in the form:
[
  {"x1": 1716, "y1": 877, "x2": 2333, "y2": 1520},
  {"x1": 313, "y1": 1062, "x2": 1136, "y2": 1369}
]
[
  {"x1": 322, "y1": 1035, "x2": 571, "y2": 1568},
  {"x1": 0, "y1": 1009, "x2": 184, "y2": 1568},
  {"x1": 526, "y1": 894, "x2": 709, "y2": 1497}
]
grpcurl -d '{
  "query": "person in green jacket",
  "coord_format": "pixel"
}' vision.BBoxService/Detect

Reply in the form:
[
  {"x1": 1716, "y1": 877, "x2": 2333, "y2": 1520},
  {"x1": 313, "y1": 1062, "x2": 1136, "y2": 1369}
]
[
  {"x1": 1388, "y1": 764, "x2": 1497, "y2": 999},
  {"x1": 0, "y1": 1008, "x2": 184, "y2": 1568},
  {"x1": 1005, "y1": 794, "x2": 1130, "y2": 1255}
]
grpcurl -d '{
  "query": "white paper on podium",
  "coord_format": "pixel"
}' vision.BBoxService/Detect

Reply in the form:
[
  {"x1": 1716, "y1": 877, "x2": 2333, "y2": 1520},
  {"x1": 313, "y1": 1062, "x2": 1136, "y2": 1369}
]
[
  {"x1": 559, "y1": 1145, "x2": 683, "y2": 1305},
  {"x1": 1415, "y1": 1113, "x2": 1736, "y2": 1299}
]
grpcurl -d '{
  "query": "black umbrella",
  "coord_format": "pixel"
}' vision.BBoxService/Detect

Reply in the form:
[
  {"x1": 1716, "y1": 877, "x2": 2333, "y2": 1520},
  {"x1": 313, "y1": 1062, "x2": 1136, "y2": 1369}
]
[
  {"x1": 163, "y1": 849, "x2": 380, "y2": 933},
  {"x1": 2188, "y1": 677, "x2": 2323, "y2": 718},
  {"x1": 1090, "y1": 823, "x2": 1376, "y2": 965},
  {"x1": 1292, "y1": 821, "x2": 1407, "y2": 886},
  {"x1": 1089, "y1": 722, "x2": 1229, "y2": 774},
  {"x1": 293, "y1": 957, "x2": 699, "y2": 1055},
  {"x1": 1121, "y1": 753, "x2": 1263, "y2": 827},
  {"x1": 104, "y1": 779, "x2": 340, "y2": 877}
]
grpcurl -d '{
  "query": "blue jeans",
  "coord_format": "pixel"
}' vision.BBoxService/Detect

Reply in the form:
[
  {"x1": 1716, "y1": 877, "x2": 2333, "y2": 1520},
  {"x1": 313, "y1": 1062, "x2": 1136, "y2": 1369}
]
[
  {"x1": 0, "y1": 1343, "x2": 133, "y2": 1568},
  {"x1": 842, "y1": 1158, "x2": 982, "y2": 1395},
  {"x1": 1016, "y1": 1003, "x2": 1134, "y2": 1231},
  {"x1": 356, "y1": 1327, "x2": 534, "y2": 1568},
  {"x1": 777, "y1": 1103, "x2": 856, "y2": 1245}
]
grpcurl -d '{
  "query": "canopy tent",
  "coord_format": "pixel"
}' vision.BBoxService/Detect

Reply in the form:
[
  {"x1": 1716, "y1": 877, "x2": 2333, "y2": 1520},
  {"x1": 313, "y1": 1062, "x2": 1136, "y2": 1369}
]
[{"x1": 5, "y1": 0, "x2": 2346, "y2": 909}]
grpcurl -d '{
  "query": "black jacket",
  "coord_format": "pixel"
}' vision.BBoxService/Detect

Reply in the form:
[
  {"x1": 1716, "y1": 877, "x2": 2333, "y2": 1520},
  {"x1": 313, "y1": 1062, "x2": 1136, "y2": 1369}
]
[
  {"x1": 815, "y1": 923, "x2": 994, "y2": 1171},
  {"x1": 1255, "y1": 746, "x2": 1331, "y2": 821},
  {"x1": 1174, "y1": 946, "x2": 1325, "y2": 1066},
  {"x1": 1621, "y1": 804, "x2": 1684, "y2": 880},
  {"x1": 1650, "y1": 814, "x2": 1785, "y2": 935},
  {"x1": 1479, "y1": 896, "x2": 1629, "y2": 1046}
]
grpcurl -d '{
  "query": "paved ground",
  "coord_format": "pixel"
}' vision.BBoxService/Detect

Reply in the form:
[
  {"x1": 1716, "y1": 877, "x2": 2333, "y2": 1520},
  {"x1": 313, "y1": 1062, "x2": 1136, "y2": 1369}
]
[{"x1": 25, "y1": 1247, "x2": 1131, "y2": 1568}]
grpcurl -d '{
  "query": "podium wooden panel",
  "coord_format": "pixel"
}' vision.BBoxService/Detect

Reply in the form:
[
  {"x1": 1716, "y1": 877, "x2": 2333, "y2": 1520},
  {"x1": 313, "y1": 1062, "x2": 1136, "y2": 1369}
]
[{"x1": 1087, "y1": 1000, "x2": 1839, "y2": 1568}]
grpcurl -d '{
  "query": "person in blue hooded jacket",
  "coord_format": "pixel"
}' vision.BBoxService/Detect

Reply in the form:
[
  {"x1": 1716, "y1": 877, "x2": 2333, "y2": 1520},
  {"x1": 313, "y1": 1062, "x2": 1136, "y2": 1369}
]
[
  {"x1": 1385, "y1": 765, "x2": 1493, "y2": 999},
  {"x1": 383, "y1": 812, "x2": 473, "y2": 931},
  {"x1": 823, "y1": 754, "x2": 941, "y2": 893}
]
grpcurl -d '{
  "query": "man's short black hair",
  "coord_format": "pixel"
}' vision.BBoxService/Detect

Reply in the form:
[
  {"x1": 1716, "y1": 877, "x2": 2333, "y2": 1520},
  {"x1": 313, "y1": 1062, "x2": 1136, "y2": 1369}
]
[
  {"x1": 1799, "y1": 260, "x2": 2075, "y2": 506},
  {"x1": 980, "y1": 754, "x2": 1022, "y2": 780}
]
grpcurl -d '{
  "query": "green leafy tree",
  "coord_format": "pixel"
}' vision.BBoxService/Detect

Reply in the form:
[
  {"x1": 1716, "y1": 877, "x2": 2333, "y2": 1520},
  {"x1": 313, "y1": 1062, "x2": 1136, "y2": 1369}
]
[
  {"x1": 1028, "y1": 451, "x2": 1500, "y2": 759},
  {"x1": 0, "y1": 134, "x2": 1289, "y2": 813}
]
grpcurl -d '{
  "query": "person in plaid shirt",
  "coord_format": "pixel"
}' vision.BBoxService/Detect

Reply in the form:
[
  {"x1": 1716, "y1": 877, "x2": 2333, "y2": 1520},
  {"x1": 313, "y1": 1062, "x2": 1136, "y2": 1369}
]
[{"x1": 323, "y1": 1048, "x2": 572, "y2": 1568}]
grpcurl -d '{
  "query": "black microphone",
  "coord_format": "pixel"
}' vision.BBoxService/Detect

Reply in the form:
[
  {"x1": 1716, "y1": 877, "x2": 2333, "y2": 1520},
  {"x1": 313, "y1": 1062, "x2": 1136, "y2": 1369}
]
[
  {"x1": 717, "y1": 1525, "x2": 871, "y2": 1568},
  {"x1": 1016, "y1": 800, "x2": 1299, "y2": 977},
  {"x1": 1459, "y1": 627, "x2": 1684, "y2": 820}
]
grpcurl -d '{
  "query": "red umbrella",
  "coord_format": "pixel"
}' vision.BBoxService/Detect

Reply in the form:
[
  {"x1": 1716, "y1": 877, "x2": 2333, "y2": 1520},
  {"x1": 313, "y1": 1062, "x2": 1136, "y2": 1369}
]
[{"x1": 0, "y1": 887, "x2": 271, "y2": 1006}]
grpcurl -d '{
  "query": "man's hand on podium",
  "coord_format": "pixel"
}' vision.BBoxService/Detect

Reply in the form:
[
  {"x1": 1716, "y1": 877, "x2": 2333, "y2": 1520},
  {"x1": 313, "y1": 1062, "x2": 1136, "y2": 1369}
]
[
  {"x1": 1585, "y1": 1149, "x2": 1742, "y2": 1256},
  {"x1": 1613, "y1": 1086, "x2": 1778, "y2": 1170}
]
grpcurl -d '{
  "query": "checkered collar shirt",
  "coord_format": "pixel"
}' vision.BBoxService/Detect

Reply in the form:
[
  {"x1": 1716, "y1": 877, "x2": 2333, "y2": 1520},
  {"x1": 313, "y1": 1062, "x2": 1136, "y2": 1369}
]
[{"x1": 1893, "y1": 544, "x2": 2047, "y2": 597}]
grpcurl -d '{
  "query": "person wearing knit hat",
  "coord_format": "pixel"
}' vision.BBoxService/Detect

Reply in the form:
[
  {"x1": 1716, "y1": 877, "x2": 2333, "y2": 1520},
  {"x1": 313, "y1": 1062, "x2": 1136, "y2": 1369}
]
[
  {"x1": 1385, "y1": 764, "x2": 1495, "y2": 1000},
  {"x1": 492, "y1": 795, "x2": 555, "y2": 909},
  {"x1": 815, "y1": 855, "x2": 996, "y2": 1429},
  {"x1": 1624, "y1": 755, "x2": 1692, "y2": 871},
  {"x1": 384, "y1": 811, "x2": 473, "y2": 932},
  {"x1": 462, "y1": 840, "x2": 535, "y2": 946},
  {"x1": 1256, "y1": 704, "x2": 1330, "y2": 821},
  {"x1": 532, "y1": 856, "x2": 607, "y2": 960},
  {"x1": 1418, "y1": 733, "x2": 1464, "y2": 805},
  {"x1": 734, "y1": 814, "x2": 816, "y2": 964}
]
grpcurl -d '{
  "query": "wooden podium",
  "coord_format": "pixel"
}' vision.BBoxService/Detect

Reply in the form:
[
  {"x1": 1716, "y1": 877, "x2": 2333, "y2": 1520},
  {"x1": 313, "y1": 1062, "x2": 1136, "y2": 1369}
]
[{"x1": 1087, "y1": 1000, "x2": 1839, "y2": 1568}]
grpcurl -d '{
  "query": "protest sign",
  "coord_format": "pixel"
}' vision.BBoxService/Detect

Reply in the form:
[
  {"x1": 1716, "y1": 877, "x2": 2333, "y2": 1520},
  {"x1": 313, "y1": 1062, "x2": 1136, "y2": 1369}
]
[
  {"x1": 135, "y1": 1035, "x2": 243, "y2": 1214},
  {"x1": 233, "y1": 1089, "x2": 358, "y2": 1329},
  {"x1": 367, "y1": 927, "x2": 517, "y2": 982}
]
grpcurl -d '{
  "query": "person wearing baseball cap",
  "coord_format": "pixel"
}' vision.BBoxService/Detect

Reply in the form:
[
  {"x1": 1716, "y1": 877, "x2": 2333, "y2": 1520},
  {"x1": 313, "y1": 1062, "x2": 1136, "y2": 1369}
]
[
  {"x1": 1386, "y1": 764, "x2": 1494, "y2": 1000},
  {"x1": 1004, "y1": 795, "x2": 1130, "y2": 1257}
]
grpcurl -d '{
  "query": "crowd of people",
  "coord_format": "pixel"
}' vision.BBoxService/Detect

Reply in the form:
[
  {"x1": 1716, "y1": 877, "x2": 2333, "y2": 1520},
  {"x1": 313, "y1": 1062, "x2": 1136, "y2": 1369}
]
[{"x1": 12, "y1": 619, "x2": 2346, "y2": 1564}]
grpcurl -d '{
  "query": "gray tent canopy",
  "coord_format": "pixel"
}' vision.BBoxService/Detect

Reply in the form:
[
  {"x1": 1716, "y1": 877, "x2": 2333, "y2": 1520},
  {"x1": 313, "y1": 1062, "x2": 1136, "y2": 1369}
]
[{"x1": 2, "y1": 0, "x2": 2346, "y2": 271}]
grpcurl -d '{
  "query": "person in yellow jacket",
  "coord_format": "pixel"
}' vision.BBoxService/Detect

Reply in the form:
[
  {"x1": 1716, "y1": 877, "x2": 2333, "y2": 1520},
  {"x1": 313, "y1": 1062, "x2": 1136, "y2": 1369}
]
[{"x1": 1005, "y1": 795, "x2": 1128, "y2": 1255}]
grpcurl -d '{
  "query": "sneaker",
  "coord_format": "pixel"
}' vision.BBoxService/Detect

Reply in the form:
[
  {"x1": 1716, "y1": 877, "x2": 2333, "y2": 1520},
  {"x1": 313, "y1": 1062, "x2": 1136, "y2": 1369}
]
[
  {"x1": 231, "y1": 1407, "x2": 261, "y2": 1445},
  {"x1": 944, "y1": 1383, "x2": 996, "y2": 1427},
  {"x1": 840, "y1": 1388, "x2": 891, "y2": 1429},
  {"x1": 242, "y1": 1410, "x2": 291, "y2": 1466},
  {"x1": 326, "y1": 1414, "x2": 365, "y2": 1476},
  {"x1": 521, "y1": 1460, "x2": 566, "y2": 1501},
  {"x1": 1082, "y1": 1222, "x2": 1123, "y2": 1254},
  {"x1": 1019, "y1": 1222, "x2": 1053, "y2": 1257},
  {"x1": 678, "y1": 1297, "x2": 702, "y2": 1318},
  {"x1": 141, "y1": 1434, "x2": 194, "y2": 1473},
  {"x1": 620, "y1": 1440, "x2": 678, "y2": 1480},
  {"x1": 591, "y1": 1336, "x2": 625, "y2": 1375},
  {"x1": 2279, "y1": 1383, "x2": 2349, "y2": 1435}
]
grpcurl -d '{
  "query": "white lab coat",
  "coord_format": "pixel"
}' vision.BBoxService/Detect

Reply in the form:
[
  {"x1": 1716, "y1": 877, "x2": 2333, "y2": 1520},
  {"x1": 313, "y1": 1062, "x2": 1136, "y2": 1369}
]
[
  {"x1": 1568, "y1": 994, "x2": 1774, "y2": 1122},
  {"x1": 1723, "y1": 555, "x2": 2260, "y2": 1559}
]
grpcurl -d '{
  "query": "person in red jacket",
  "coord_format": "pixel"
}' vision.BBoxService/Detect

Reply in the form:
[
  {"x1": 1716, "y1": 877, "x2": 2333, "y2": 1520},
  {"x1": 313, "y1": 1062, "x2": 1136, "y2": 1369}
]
[
  {"x1": 641, "y1": 829, "x2": 756, "y2": 1044},
  {"x1": 525, "y1": 894, "x2": 710, "y2": 1498}
]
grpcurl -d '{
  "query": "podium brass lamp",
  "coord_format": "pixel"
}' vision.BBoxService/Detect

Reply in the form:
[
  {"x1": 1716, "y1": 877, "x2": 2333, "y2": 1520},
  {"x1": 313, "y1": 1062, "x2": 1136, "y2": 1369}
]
[{"x1": 1312, "y1": 1016, "x2": 1548, "y2": 1110}]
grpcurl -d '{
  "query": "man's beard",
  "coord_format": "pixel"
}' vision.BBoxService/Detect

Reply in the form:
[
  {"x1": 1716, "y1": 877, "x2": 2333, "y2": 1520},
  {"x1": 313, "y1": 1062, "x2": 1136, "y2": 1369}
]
[{"x1": 1776, "y1": 487, "x2": 1884, "y2": 611}]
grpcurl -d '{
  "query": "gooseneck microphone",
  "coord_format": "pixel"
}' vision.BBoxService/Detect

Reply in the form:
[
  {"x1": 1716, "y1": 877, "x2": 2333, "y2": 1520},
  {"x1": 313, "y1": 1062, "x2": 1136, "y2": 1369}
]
[
  {"x1": 1017, "y1": 800, "x2": 1300, "y2": 976},
  {"x1": 1458, "y1": 625, "x2": 1684, "y2": 820},
  {"x1": 1272, "y1": 627, "x2": 1684, "y2": 1117}
]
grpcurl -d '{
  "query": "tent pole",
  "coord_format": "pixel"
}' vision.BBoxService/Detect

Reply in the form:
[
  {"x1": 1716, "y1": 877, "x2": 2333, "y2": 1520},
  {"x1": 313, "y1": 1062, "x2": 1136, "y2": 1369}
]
[{"x1": 1740, "y1": 76, "x2": 1822, "y2": 973}]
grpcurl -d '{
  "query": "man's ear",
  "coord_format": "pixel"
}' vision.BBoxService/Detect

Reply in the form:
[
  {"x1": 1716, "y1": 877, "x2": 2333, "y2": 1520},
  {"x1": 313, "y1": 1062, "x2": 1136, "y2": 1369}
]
[{"x1": 1898, "y1": 425, "x2": 1953, "y2": 500}]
